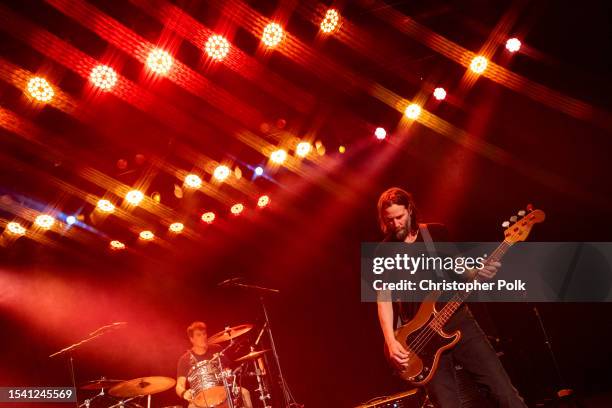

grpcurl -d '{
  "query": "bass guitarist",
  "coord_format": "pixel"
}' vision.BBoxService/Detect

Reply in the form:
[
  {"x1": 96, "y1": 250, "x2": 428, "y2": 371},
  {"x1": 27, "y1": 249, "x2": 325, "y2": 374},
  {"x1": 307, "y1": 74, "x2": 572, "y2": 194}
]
[{"x1": 375, "y1": 187, "x2": 526, "y2": 408}]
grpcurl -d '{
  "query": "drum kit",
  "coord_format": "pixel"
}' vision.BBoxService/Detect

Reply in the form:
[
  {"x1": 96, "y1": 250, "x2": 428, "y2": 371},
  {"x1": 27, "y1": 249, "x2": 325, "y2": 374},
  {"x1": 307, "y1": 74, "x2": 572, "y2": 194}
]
[
  {"x1": 51, "y1": 279, "x2": 300, "y2": 408},
  {"x1": 76, "y1": 324, "x2": 271, "y2": 408}
]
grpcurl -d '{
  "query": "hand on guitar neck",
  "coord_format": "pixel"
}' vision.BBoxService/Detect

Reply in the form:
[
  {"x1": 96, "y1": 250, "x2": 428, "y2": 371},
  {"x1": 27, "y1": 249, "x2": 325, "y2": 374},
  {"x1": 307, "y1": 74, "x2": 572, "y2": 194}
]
[{"x1": 467, "y1": 260, "x2": 502, "y2": 281}]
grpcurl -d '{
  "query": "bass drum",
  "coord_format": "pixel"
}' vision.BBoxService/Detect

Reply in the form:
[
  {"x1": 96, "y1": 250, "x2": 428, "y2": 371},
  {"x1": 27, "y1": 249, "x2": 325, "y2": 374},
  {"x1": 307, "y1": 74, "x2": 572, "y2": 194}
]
[{"x1": 188, "y1": 360, "x2": 227, "y2": 407}]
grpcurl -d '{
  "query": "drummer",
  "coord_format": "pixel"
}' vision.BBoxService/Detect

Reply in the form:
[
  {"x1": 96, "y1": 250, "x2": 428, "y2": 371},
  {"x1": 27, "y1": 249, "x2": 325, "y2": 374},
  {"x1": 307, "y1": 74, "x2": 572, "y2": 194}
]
[{"x1": 176, "y1": 321, "x2": 252, "y2": 408}]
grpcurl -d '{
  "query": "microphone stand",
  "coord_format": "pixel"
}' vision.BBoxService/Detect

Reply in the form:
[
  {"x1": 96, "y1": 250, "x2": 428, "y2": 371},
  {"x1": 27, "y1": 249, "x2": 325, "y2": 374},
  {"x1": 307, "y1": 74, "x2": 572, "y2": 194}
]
[
  {"x1": 222, "y1": 280, "x2": 301, "y2": 408},
  {"x1": 49, "y1": 323, "x2": 127, "y2": 408}
]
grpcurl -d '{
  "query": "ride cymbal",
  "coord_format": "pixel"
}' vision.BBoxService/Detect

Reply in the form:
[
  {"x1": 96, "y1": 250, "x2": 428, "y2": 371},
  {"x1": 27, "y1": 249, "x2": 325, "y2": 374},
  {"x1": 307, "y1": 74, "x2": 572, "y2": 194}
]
[{"x1": 108, "y1": 376, "x2": 176, "y2": 397}]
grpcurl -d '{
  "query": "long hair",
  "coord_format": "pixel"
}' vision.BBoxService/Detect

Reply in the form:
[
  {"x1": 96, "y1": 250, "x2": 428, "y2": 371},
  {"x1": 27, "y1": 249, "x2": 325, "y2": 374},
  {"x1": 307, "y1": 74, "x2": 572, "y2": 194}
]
[{"x1": 377, "y1": 187, "x2": 419, "y2": 236}]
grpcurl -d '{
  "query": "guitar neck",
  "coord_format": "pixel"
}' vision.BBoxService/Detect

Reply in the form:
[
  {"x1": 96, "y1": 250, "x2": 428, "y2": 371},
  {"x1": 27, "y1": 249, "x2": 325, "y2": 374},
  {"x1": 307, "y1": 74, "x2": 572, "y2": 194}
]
[{"x1": 433, "y1": 240, "x2": 513, "y2": 326}]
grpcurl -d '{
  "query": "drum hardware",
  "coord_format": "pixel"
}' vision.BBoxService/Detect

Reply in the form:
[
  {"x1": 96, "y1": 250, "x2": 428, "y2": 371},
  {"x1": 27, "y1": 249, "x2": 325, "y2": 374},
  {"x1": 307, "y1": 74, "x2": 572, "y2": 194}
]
[
  {"x1": 50, "y1": 322, "x2": 128, "y2": 408},
  {"x1": 218, "y1": 277, "x2": 301, "y2": 408}
]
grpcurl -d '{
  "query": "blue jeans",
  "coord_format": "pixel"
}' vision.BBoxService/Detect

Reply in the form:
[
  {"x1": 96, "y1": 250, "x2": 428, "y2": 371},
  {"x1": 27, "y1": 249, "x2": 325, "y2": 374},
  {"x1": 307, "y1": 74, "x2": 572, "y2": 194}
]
[{"x1": 425, "y1": 307, "x2": 527, "y2": 408}]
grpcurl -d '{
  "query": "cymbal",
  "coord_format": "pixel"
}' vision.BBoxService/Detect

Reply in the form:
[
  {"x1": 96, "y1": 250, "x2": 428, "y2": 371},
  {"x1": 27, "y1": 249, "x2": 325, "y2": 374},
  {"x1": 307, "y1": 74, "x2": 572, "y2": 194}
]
[
  {"x1": 208, "y1": 324, "x2": 253, "y2": 344},
  {"x1": 80, "y1": 378, "x2": 123, "y2": 390},
  {"x1": 109, "y1": 376, "x2": 176, "y2": 397},
  {"x1": 235, "y1": 349, "x2": 270, "y2": 363}
]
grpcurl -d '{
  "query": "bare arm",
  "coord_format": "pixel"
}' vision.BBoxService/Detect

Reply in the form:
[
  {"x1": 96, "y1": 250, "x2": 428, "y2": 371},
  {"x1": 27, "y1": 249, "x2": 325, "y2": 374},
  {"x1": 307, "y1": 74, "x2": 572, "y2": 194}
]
[
  {"x1": 175, "y1": 376, "x2": 192, "y2": 401},
  {"x1": 377, "y1": 294, "x2": 410, "y2": 368}
]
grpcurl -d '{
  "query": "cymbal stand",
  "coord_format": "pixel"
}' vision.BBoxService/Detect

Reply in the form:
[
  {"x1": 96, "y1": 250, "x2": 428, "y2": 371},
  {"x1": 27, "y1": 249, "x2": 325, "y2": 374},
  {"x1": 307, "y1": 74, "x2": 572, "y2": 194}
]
[
  {"x1": 251, "y1": 355, "x2": 271, "y2": 408},
  {"x1": 216, "y1": 340, "x2": 236, "y2": 408}
]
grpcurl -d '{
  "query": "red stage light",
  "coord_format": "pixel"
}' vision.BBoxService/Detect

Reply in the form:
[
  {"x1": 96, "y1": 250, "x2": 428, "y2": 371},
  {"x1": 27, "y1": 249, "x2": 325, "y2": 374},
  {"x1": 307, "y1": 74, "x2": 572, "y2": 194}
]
[
  {"x1": 125, "y1": 190, "x2": 144, "y2": 205},
  {"x1": 110, "y1": 240, "x2": 125, "y2": 250},
  {"x1": 270, "y1": 149, "x2": 287, "y2": 164},
  {"x1": 205, "y1": 35, "x2": 230, "y2": 61},
  {"x1": 262, "y1": 23, "x2": 284, "y2": 47},
  {"x1": 184, "y1": 174, "x2": 202, "y2": 189},
  {"x1": 257, "y1": 195, "x2": 270, "y2": 208},
  {"x1": 6, "y1": 222, "x2": 26, "y2": 236},
  {"x1": 321, "y1": 9, "x2": 340, "y2": 33},
  {"x1": 90, "y1": 65, "x2": 117, "y2": 90},
  {"x1": 295, "y1": 142, "x2": 312, "y2": 157},
  {"x1": 213, "y1": 165, "x2": 231, "y2": 181},
  {"x1": 147, "y1": 48, "x2": 173, "y2": 74},
  {"x1": 97, "y1": 199, "x2": 115, "y2": 213},
  {"x1": 27, "y1": 77, "x2": 54, "y2": 102},
  {"x1": 35, "y1": 214, "x2": 55, "y2": 229},
  {"x1": 375, "y1": 127, "x2": 387, "y2": 140},
  {"x1": 230, "y1": 203, "x2": 244, "y2": 215},
  {"x1": 169, "y1": 222, "x2": 184, "y2": 233},
  {"x1": 433, "y1": 87, "x2": 447, "y2": 100},
  {"x1": 139, "y1": 230, "x2": 154, "y2": 240},
  {"x1": 506, "y1": 38, "x2": 521, "y2": 53},
  {"x1": 470, "y1": 56, "x2": 488, "y2": 74},
  {"x1": 404, "y1": 104, "x2": 422, "y2": 119},
  {"x1": 201, "y1": 212, "x2": 216, "y2": 224}
]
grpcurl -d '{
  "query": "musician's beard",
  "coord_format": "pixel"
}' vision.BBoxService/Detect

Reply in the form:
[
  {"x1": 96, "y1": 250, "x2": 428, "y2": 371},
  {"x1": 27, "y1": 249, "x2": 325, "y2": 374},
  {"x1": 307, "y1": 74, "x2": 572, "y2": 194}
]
[{"x1": 395, "y1": 225, "x2": 409, "y2": 241}]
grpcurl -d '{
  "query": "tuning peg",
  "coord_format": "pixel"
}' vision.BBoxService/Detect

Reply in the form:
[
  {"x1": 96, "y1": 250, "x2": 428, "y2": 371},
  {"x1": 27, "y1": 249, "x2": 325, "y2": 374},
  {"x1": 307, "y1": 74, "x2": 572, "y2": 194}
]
[
  {"x1": 510, "y1": 216, "x2": 518, "y2": 222},
  {"x1": 518, "y1": 210, "x2": 526, "y2": 217},
  {"x1": 526, "y1": 203, "x2": 534, "y2": 212},
  {"x1": 502, "y1": 221, "x2": 510, "y2": 228}
]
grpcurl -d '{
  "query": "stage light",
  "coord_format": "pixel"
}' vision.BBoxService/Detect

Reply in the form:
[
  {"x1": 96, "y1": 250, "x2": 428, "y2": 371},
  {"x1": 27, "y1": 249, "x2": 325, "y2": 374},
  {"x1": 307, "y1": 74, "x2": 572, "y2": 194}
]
[
  {"x1": 404, "y1": 103, "x2": 422, "y2": 119},
  {"x1": 295, "y1": 142, "x2": 312, "y2": 157},
  {"x1": 270, "y1": 149, "x2": 287, "y2": 164},
  {"x1": 205, "y1": 35, "x2": 230, "y2": 61},
  {"x1": 147, "y1": 48, "x2": 173, "y2": 75},
  {"x1": 125, "y1": 190, "x2": 144, "y2": 205},
  {"x1": 433, "y1": 87, "x2": 447, "y2": 100},
  {"x1": 506, "y1": 38, "x2": 521, "y2": 53},
  {"x1": 213, "y1": 165, "x2": 231, "y2": 181},
  {"x1": 230, "y1": 203, "x2": 244, "y2": 215},
  {"x1": 338, "y1": 145, "x2": 346, "y2": 154},
  {"x1": 201, "y1": 212, "x2": 215, "y2": 224},
  {"x1": 375, "y1": 127, "x2": 387, "y2": 140},
  {"x1": 169, "y1": 222, "x2": 184, "y2": 233},
  {"x1": 66, "y1": 216, "x2": 77, "y2": 225},
  {"x1": 110, "y1": 240, "x2": 125, "y2": 250},
  {"x1": 257, "y1": 195, "x2": 270, "y2": 208},
  {"x1": 35, "y1": 215, "x2": 55, "y2": 229},
  {"x1": 321, "y1": 9, "x2": 340, "y2": 33},
  {"x1": 315, "y1": 141, "x2": 326, "y2": 155},
  {"x1": 254, "y1": 166, "x2": 264, "y2": 176},
  {"x1": 139, "y1": 230, "x2": 154, "y2": 240},
  {"x1": 262, "y1": 23, "x2": 283, "y2": 47},
  {"x1": 470, "y1": 55, "x2": 488, "y2": 74},
  {"x1": 27, "y1": 77, "x2": 54, "y2": 102},
  {"x1": 184, "y1": 174, "x2": 202, "y2": 189},
  {"x1": 6, "y1": 222, "x2": 26, "y2": 236},
  {"x1": 97, "y1": 199, "x2": 115, "y2": 213},
  {"x1": 90, "y1": 65, "x2": 117, "y2": 90}
]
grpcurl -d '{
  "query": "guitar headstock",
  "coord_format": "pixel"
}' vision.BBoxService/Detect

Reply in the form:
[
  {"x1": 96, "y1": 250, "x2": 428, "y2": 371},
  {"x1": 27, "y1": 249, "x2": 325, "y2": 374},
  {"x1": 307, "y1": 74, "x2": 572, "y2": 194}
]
[{"x1": 501, "y1": 205, "x2": 545, "y2": 243}]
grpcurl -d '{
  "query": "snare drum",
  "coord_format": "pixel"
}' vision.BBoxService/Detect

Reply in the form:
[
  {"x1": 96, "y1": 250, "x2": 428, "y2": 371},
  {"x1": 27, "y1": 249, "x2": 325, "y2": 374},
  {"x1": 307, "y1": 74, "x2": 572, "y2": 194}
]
[{"x1": 188, "y1": 359, "x2": 227, "y2": 407}]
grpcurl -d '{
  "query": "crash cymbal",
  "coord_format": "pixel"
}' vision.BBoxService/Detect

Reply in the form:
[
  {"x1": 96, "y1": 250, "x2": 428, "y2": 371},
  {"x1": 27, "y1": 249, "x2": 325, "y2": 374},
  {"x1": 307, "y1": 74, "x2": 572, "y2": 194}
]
[
  {"x1": 208, "y1": 324, "x2": 253, "y2": 344},
  {"x1": 235, "y1": 349, "x2": 270, "y2": 363},
  {"x1": 109, "y1": 376, "x2": 176, "y2": 398},
  {"x1": 80, "y1": 378, "x2": 123, "y2": 390}
]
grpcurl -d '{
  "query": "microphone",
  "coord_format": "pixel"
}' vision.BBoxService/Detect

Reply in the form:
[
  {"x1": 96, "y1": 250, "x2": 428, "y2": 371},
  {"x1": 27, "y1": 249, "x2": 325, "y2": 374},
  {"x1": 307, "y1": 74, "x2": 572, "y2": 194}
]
[{"x1": 217, "y1": 277, "x2": 243, "y2": 287}]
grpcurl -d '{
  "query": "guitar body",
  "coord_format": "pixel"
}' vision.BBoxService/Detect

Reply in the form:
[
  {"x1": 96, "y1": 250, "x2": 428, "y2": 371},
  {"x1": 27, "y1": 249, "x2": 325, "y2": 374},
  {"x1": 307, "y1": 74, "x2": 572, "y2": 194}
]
[{"x1": 393, "y1": 300, "x2": 461, "y2": 386}]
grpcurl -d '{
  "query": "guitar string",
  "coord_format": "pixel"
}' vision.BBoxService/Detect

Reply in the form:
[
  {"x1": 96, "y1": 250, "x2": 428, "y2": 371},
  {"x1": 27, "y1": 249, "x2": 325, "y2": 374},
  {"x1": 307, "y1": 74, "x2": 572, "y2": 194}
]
[
  {"x1": 404, "y1": 242, "x2": 510, "y2": 362},
  {"x1": 406, "y1": 243, "x2": 509, "y2": 357},
  {"x1": 408, "y1": 243, "x2": 508, "y2": 355}
]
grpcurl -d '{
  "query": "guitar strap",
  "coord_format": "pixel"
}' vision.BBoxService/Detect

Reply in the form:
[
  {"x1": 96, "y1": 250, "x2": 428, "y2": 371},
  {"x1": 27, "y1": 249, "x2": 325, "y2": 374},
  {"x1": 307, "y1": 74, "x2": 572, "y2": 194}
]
[{"x1": 419, "y1": 223, "x2": 444, "y2": 279}]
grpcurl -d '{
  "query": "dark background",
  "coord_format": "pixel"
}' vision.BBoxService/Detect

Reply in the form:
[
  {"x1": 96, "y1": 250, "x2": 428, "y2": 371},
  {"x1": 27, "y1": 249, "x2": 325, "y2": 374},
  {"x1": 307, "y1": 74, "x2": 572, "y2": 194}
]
[{"x1": 1, "y1": 0, "x2": 611, "y2": 407}]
